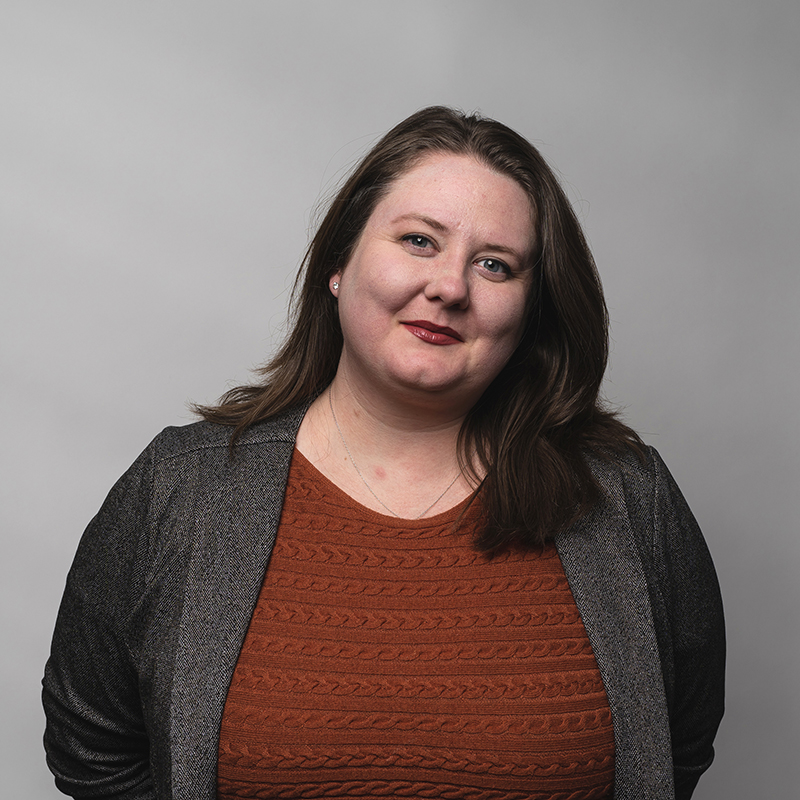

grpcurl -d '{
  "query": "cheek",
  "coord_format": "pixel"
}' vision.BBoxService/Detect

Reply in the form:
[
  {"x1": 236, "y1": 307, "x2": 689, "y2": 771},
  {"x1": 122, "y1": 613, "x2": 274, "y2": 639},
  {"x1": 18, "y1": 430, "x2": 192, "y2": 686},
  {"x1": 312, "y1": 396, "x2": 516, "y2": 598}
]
[
  {"x1": 484, "y1": 291, "x2": 529, "y2": 345},
  {"x1": 486, "y1": 308, "x2": 528, "y2": 378},
  {"x1": 348, "y1": 263, "x2": 419, "y2": 315},
  {"x1": 338, "y1": 269, "x2": 412, "y2": 339},
  {"x1": 342, "y1": 281, "x2": 405, "y2": 326}
]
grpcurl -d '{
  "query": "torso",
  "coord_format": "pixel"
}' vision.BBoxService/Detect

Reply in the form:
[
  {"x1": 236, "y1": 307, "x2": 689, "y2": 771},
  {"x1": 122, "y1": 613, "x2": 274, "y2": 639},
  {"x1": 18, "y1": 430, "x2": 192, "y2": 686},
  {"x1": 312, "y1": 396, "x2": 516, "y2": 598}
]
[{"x1": 217, "y1": 449, "x2": 615, "y2": 799}]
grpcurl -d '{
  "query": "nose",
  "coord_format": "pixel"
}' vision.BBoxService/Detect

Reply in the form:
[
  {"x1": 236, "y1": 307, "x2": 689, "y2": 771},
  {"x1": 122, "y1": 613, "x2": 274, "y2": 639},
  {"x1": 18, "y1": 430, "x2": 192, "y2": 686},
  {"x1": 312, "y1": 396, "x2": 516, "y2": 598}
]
[{"x1": 423, "y1": 253, "x2": 470, "y2": 309}]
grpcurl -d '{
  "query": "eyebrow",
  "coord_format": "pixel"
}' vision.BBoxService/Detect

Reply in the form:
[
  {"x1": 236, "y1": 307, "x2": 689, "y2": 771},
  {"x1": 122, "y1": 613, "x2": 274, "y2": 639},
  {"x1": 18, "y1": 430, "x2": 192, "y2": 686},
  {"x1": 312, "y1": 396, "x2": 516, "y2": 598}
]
[
  {"x1": 392, "y1": 213, "x2": 449, "y2": 233},
  {"x1": 391, "y1": 213, "x2": 527, "y2": 260}
]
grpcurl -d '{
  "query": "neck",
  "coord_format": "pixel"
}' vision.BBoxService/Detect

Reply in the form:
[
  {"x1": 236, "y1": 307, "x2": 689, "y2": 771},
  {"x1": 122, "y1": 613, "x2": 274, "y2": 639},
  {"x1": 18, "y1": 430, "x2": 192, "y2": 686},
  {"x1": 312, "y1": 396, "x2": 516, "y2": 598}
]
[
  {"x1": 296, "y1": 371, "x2": 476, "y2": 519},
  {"x1": 330, "y1": 369, "x2": 466, "y2": 457}
]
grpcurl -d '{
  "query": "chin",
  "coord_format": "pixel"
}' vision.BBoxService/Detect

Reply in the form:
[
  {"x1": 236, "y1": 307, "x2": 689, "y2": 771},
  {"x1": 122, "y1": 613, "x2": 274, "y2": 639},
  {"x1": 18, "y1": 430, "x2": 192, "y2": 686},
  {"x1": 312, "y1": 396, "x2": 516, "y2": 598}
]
[{"x1": 389, "y1": 369, "x2": 480, "y2": 404}]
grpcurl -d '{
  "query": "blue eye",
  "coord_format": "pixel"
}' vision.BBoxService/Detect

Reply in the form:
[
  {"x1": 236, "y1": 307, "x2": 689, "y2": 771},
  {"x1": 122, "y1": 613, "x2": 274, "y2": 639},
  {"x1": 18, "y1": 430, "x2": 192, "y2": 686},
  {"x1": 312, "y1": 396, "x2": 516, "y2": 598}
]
[
  {"x1": 477, "y1": 257, "x2": 509, "y2": 275},
  {"x1": 402, "y1": 234, "x2": 434, "y2": 250}
]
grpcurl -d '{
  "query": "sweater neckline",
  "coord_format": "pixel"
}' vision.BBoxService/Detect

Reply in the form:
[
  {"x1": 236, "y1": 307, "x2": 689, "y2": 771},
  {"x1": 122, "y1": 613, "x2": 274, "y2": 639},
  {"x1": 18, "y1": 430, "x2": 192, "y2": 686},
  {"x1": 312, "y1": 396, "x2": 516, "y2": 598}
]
[{"x1": 290, "y1": 447, "x2": 478, "y2": 527}]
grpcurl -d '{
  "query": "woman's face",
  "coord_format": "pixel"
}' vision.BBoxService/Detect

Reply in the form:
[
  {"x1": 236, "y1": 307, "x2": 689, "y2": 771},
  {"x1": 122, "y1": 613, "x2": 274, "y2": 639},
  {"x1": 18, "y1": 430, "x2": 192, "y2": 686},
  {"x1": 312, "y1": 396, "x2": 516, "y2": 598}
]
[{"x1": 331, "y1": 152, "x2": 536, "y2": 414}]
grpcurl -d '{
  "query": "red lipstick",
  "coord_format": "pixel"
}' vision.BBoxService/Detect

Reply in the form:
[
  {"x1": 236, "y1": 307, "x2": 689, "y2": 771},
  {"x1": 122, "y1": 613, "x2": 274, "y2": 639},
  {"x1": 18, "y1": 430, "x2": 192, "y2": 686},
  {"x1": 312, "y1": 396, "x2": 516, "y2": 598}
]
[{"x1": 401, "y1": 320, "x2": 464, "y2": 345}]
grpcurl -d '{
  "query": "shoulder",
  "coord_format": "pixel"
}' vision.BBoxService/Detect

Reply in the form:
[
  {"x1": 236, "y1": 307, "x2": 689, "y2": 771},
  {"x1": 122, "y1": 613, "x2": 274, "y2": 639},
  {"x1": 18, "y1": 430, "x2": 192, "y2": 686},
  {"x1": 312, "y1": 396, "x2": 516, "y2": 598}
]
[
  {"x1": 145, "y1": 403, "x2": 308, "y2": 467},
  {"x1": 583, "y1": 445, "x2": 706, "y2": 570},
  {"x1": 79, "y1": 404, "x2": 308, "y2": 566},
  {"x1": 66, "y1": 406, "x2": 308, "y2": 618},
  {"x1": 587, "y1": 444, "x2": 691, "y2": 511},
  {"x1": 586, "y1": 444, "x2": 664, "y2": 506}
]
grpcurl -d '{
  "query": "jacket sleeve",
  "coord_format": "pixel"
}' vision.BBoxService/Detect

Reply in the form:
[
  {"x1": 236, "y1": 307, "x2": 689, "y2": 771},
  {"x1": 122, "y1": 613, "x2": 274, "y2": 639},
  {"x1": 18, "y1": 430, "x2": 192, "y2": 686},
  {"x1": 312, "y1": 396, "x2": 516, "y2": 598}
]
[
  {"x1": 42, "y1": 444, "x2": 157, "y2": 799},
  {"x1": 648, "y1": 448, "x2": 725, "y2": 800}
]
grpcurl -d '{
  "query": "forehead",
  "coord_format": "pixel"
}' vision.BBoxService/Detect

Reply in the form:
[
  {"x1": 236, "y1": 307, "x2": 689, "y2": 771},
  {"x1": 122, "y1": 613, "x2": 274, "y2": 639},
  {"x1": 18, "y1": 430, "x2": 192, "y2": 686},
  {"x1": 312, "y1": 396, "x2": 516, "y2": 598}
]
[{"x1": 369, "y1": 153, "x2": 536, "y2": 249}]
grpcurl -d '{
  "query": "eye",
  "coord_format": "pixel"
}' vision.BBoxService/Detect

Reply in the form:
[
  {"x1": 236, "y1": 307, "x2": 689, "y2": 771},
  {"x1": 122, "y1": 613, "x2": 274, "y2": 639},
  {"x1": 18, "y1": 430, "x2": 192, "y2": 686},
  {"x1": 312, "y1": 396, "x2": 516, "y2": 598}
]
[
  {"x1": 401, "y1": 234, "x2": 436, "y2": 252},
  {"x1": 476, "y1": 257, "x2": 510, "y2": 278}
]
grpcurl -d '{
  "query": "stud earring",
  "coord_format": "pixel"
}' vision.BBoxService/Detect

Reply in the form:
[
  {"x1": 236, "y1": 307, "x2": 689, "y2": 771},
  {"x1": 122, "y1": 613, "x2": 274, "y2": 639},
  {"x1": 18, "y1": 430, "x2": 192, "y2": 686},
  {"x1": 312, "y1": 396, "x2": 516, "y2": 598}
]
[{"x1": 332, "y1": 282, "x2": 339, "y2": 291}]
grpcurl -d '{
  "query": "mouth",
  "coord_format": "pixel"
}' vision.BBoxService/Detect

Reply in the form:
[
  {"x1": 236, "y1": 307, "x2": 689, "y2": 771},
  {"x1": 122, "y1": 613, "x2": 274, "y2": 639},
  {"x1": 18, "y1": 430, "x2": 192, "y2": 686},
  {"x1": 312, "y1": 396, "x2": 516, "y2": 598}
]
[{"x1": 400, "y1": 320, "x2": 464, "y2": 345}]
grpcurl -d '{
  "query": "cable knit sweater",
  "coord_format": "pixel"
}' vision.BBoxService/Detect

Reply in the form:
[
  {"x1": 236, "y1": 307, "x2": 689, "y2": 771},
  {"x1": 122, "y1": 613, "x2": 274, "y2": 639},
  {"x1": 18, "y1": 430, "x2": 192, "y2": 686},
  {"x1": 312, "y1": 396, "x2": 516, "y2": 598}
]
[{"x1": 217, "y1": 450, "x2": 615, "y2": 798}]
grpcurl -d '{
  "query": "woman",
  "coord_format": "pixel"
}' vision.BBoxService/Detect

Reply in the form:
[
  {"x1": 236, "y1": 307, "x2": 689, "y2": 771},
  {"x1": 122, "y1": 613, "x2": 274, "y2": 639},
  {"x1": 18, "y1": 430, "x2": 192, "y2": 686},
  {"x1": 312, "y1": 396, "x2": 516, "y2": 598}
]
[{"x1": 43, "y1": 107, "x2": 724, "y2": 800}]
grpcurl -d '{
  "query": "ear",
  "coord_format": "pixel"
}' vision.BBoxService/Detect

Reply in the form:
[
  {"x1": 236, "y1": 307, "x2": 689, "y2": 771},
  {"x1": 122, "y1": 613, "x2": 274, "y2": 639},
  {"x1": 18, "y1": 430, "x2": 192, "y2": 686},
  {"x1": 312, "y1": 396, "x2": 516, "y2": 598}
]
[{"x1": 329, "y1": 272, "x2": 342, "y2": 296}]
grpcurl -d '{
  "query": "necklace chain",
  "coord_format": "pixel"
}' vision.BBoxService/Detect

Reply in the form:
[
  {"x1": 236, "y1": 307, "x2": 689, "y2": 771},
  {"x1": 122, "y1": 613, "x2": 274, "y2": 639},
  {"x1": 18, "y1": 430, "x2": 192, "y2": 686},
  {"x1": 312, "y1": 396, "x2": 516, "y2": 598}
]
[{"x1": 328, "y1": 387, "x2": 460, "y2": 519}]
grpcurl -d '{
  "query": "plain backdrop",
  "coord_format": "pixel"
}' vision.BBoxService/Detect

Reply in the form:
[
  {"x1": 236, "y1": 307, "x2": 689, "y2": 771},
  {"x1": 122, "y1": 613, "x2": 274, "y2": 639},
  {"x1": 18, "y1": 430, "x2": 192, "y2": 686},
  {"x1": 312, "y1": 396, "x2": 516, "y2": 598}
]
[{"x1": 2, "y1": 2, "x2": 798, "y2": 798}]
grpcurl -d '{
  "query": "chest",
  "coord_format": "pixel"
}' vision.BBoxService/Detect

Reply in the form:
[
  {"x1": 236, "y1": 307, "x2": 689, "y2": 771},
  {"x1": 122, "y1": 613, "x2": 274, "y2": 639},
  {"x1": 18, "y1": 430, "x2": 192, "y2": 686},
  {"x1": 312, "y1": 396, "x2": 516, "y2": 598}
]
[{"x1": 217, "y1": 461, "x2": 615, "y2": 799}]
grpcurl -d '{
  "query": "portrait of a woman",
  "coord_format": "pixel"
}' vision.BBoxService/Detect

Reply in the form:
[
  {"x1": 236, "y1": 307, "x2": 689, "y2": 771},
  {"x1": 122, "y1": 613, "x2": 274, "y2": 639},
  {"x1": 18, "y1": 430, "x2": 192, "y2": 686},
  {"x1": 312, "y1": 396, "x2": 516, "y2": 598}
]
[{"x1": 42, "y1": 106, "x2": 725, "y2": 800}]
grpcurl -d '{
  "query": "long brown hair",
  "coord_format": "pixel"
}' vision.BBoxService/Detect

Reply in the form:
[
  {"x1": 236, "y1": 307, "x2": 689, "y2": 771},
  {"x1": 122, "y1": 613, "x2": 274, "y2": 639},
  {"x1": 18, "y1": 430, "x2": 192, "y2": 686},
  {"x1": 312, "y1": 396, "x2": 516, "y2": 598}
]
[{"x1": 197, "y1": 106, "x2": 642, "y2": 550}]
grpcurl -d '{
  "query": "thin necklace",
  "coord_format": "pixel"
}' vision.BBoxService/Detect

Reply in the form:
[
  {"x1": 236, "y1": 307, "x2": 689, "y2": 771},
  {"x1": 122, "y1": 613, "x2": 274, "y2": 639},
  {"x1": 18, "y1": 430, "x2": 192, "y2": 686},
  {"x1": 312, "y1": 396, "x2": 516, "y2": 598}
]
[{"x1": 327, "y1": 386, "x2": 461, "y2": 519}]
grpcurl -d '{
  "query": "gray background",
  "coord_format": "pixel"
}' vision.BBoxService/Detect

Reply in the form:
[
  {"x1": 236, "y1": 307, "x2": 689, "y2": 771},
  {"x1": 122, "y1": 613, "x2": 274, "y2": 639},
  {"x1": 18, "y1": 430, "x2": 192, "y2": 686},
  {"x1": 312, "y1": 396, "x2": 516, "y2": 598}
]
[{"x1": 2, "y1": 1, "x2": 797, "y2": 797}]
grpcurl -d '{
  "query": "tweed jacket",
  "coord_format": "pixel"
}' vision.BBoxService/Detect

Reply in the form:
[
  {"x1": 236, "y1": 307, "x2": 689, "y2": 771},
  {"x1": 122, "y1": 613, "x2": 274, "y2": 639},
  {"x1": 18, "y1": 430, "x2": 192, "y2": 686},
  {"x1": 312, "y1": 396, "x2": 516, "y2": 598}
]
[{"x1": 43, "y1": 404, "x2": 725, "y2": 800}]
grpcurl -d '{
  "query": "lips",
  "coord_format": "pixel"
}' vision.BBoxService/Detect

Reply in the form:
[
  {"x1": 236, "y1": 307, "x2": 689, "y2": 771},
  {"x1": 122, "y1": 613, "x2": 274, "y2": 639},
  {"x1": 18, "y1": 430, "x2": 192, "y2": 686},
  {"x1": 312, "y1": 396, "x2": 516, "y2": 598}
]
[{"x1": 401, "y1": 320, "x2": 464, "y2": 345}]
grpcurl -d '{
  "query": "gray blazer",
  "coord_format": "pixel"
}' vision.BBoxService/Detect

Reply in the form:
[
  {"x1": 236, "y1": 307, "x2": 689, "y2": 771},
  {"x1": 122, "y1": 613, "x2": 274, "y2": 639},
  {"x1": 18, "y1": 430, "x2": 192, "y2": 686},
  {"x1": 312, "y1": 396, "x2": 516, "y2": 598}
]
[{"x1": 43, "y1": 405, "x2": 724, "y2": 800}]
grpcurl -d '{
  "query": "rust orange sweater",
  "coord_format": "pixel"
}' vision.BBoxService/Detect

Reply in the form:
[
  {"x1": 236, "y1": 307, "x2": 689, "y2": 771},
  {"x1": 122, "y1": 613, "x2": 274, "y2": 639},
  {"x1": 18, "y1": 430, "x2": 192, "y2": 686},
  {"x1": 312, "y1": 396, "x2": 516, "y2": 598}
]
[{"x1": 217, "y1": 450, "x2": 614, "y2": 799}]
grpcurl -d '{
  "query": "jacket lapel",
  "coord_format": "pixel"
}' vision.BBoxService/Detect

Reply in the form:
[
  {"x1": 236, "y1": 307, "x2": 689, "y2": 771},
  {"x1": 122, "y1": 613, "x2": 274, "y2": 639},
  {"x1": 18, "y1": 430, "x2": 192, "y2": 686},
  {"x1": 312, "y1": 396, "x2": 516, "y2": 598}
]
[
  {"x1": 168, "y1": 409, "x2": 304, "y2": 800},
  {"x1": 556, "y1": 500, "x2": 674, "y2": 800}
]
